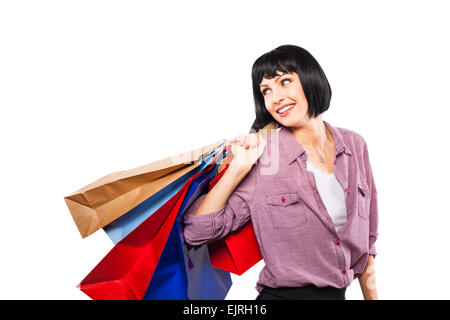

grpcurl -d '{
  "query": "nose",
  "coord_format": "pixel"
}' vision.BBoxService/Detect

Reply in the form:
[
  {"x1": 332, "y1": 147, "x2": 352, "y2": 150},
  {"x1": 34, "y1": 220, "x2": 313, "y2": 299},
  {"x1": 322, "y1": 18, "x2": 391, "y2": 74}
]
[{"x1": 272, "y1": 88, "x2": 284, "y2": 106}]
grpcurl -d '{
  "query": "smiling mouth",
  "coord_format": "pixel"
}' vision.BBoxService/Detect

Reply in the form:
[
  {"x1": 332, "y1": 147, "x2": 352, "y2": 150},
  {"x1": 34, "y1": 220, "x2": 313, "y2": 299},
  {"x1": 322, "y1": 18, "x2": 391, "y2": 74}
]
[{"x1": 277, "y1": 103, "x2": 295, "y2": 114}]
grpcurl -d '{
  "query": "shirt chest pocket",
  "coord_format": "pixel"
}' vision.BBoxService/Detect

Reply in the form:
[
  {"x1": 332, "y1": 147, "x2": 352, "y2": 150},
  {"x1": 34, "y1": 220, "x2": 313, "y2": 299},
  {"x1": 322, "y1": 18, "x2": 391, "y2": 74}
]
[
  {"x1": 265, "y1": 191, "x2": 308, "y2": 229},
  {"x1": 357, "y1": 182, "x2": 370, "y2": 220}
]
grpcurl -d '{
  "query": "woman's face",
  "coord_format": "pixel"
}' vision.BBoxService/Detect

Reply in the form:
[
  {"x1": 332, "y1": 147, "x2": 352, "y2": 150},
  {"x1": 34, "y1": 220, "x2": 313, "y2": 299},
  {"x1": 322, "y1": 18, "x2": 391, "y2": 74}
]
[{"x1": 259, "y1": 71, "x2": 309, "y2": 126}]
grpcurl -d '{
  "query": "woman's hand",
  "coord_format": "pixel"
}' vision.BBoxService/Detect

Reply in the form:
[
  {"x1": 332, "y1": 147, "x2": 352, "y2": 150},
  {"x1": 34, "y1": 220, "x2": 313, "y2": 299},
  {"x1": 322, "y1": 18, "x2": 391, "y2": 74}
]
[{"x1": 229, "y1": 132, "x2": 266, "y2": 172}]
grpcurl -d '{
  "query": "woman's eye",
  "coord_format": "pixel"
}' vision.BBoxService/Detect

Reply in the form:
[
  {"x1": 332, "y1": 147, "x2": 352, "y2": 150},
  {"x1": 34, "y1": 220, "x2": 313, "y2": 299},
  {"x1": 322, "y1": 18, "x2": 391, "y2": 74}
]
[{"x1": 261, "y1": 79, "x2": 290, "y2": 95}]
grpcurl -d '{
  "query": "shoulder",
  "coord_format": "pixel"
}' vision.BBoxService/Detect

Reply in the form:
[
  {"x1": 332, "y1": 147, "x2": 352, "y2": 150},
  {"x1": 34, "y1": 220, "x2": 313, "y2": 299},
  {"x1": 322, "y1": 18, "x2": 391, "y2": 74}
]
[
  {"x1": 335, "y1": 126, "x2": 366, "y2": 144},
  {"x1": 333, "y1": 125, "x2": 368, "y2": 152},
  {"x1": 332, "y1": 125, "x2": 377, "y2": 179}
]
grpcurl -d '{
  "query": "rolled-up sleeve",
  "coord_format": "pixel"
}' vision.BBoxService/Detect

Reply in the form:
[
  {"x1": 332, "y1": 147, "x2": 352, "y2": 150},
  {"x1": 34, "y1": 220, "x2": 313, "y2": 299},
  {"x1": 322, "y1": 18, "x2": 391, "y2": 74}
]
[
  {"x1": 363, "y1": 140, "x2": 379, "y2": 258},
  {"x1": 182, "y1": 166, "x2": 257, "y2": 246}
]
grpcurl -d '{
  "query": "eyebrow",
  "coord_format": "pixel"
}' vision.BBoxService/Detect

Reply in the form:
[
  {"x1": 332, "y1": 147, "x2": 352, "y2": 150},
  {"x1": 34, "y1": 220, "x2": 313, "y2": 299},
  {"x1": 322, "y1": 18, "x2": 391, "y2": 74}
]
[{"x1": 259, "y1": 73, "x2": 288, "y2": 88}]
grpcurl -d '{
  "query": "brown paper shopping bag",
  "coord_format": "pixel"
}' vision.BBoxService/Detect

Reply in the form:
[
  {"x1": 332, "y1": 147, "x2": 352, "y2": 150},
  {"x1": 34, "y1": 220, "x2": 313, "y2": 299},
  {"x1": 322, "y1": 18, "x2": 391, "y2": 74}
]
[{"x1": 65, "y1": 139, "x2": 227, "y2": 238}]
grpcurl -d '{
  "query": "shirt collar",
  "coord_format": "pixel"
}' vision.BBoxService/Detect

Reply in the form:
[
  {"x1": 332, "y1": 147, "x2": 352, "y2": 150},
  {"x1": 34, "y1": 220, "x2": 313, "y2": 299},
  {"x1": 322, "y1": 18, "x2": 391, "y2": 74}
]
[{"x1": 279, "y1": 120, "x2": 352, "y2": 165}]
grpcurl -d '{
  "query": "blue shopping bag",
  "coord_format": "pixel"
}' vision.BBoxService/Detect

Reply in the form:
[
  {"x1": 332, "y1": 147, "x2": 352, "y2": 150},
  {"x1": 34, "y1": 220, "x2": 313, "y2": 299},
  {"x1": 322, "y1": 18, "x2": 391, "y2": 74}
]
[
  {"x1": 185, "y1": 243, "x2": 232, "y2": 300},
  {"x1": 143, "y1": 147, "x2": 232, "y2": 299},
  {"x1": 103, "y1": 145, "x2": 226, "y2": 244}
]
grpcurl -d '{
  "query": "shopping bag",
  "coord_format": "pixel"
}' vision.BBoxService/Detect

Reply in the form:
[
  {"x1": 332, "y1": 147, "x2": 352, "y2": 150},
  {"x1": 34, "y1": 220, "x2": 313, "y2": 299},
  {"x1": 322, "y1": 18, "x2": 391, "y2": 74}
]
[
  {"x1": 208, "y1": 222, "x2": 262, "y2": 276},
  {"x1": 103, "y1": 146, "x2": 224, "y2": 244},
  {"x1": 65, "y1": 139, "x2": 226, "y2": 238},
  {"x1": 78, "y1": 169, "x2": 206, "y2": 299},
  {"x1": 185, "y1": 244, "x2": 232, "y2": 300},
  {"x1": 144, "y1": 149, "x2": 231, "y2": 299},
  {"x1": 78, "y1": 147, "x2": 228, "y2": 300}
]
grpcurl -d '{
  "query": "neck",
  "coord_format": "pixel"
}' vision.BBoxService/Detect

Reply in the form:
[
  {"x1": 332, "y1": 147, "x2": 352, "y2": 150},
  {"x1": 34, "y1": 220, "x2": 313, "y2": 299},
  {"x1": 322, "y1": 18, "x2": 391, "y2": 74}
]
[{"x1": 289, "y1": 116, "x2": 331, "y2": 153}]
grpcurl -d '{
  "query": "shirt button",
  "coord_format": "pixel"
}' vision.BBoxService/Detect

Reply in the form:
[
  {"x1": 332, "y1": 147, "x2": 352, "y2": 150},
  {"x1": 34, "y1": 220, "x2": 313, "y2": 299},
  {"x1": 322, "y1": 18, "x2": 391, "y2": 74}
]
[
  {"x1": 281, "y1": 196, "x2": 286, "y2": 203},
  {"x1": 335, "y1": 239, "x2": 340, "y2": 246},
  {"x1": 341, "y1": 269, "x2": 346, "y2": 275},
  {"x1": 344, "y1": 187, "x2": 349, "y2": 193}
]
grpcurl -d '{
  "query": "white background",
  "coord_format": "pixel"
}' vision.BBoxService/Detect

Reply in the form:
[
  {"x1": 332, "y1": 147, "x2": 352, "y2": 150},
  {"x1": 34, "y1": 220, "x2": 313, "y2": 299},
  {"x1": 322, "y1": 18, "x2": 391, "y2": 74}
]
[{"x1": 1, "y1": 0, "x2": 449, "y2": 300}]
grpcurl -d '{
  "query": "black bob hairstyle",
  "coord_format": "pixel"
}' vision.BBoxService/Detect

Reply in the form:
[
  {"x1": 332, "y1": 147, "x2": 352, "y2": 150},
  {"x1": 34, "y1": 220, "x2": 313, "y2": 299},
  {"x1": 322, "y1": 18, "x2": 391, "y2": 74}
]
[{"x1": 251, "y1": 45, "x2": 332, "y2": 131}]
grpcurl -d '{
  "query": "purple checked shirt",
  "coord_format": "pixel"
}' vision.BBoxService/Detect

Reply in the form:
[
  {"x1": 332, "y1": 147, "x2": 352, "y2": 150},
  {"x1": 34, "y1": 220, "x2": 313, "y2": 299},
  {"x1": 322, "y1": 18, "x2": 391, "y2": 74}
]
[{"x1": 183, "y1": 120, "x2": 378, "y2": 293}]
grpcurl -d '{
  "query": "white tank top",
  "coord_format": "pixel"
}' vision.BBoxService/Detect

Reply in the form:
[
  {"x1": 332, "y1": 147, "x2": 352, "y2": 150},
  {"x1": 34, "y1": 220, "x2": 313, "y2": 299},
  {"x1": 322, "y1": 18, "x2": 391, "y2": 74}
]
[{"x1": 306, "y1": 160, "x2": 347, "y2": 231}]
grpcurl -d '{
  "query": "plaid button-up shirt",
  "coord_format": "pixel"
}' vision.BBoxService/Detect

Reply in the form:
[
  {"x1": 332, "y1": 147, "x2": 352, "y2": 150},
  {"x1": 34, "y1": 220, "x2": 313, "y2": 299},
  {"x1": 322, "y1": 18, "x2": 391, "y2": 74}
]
[{"x1": 183, "y1": 120, "x2": 378, "y2": 293}]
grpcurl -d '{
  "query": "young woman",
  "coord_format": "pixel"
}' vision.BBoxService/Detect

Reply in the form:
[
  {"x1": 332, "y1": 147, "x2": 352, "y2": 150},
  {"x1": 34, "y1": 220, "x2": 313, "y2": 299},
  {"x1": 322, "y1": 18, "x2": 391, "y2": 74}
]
[{"x1": 183, "y1": 45, "x2": 379, "y2": 300}]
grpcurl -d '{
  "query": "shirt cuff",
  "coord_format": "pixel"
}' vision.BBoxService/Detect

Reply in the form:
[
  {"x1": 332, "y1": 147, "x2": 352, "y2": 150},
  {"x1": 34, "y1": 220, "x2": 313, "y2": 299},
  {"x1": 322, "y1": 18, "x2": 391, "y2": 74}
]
[
  {"x1": 182, "y1": 194, "x2": 226, "y2": 246},
  {"x1": 369, "y1": 244, "x2": 377, "y2": 258}
]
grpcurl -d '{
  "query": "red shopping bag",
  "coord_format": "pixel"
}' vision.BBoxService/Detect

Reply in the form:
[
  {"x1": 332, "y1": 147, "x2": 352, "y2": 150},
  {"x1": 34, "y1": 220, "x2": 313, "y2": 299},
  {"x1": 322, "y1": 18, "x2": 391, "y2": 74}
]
[
  {"x1": 78, "y1": 166, "x2": 212, "y2": 300},
  {"x1": 207, "y1": 163, "x2": 262, "y2": 275}
]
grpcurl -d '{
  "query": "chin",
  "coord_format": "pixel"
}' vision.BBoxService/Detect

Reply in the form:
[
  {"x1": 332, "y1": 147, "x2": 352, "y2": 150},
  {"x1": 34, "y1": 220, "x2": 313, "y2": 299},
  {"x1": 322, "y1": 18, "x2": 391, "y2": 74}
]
[{"x1": 283, "y1": 117, "x2": 307, "y2": 129}]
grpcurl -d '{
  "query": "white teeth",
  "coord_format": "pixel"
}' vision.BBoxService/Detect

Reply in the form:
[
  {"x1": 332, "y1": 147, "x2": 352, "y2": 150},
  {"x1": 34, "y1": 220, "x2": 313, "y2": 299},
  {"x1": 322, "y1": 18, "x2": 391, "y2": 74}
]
[{"x1": 278, "y1": 104, "x2": 294, "y2": 114}]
